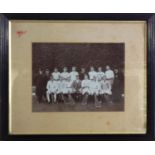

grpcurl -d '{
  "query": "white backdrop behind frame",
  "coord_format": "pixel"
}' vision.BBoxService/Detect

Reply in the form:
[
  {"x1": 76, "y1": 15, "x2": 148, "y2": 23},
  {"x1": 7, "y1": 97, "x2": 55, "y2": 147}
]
[{"x1": 9, "y1": 21, "x2": 147, "y2": 134}]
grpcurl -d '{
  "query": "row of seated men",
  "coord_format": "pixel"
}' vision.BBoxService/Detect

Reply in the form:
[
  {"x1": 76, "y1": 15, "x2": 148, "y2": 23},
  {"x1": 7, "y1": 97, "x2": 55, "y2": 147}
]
[{"x1": 35, "y1": 65, "x2": 123, "y2": 107}]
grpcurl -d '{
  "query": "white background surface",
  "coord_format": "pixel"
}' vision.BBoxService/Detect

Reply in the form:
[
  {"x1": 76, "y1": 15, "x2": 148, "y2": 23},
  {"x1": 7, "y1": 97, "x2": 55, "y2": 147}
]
[
  {"x1": 0, "y1": 0, "x2": 154, "y2": 13},
  {"x1": 0, "y1": 141, "x2": 155, "y2": 154},
  {"x1": 0, "y1": 0, "x2": 154, "y2": 154}
]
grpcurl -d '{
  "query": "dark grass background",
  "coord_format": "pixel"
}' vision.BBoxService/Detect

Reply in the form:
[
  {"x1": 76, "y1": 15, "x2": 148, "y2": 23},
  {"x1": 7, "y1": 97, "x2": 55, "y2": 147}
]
[{"x1": 32, "y1": 43, "x2": 124, "y2": 85}]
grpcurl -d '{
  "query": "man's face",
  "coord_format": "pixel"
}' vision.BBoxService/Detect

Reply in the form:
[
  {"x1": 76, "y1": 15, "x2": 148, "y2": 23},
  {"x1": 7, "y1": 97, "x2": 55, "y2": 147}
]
[
  {"x1": 90, "y1": 67, "x2": 94, "y2": 71},
  {"x1": 84, "y1": 75, "x2": 88, "y2": 80},
  {"x1": 114, "y1": 69, "x2": 118, "y2": 73},
  {"x1": 54, "y1": 68, "x2": 58, "y2": 72},
  {"x1": 45, "y1": 70, "x2": 49, "y2": 75},
  {"x1": 98, "y1": 67, "x2": 102, "y2": 72},
  {"x1": 106, "y1": 66, "x2": 110, "y2": 70},
  {"x1": 39, "y1": 70, "x2": 43, "y2": 75},
  {"x1": 72, "y1": 67, "x2": 76, "y2": 71},
  {"x1": 63, "y1": 68, "x2": 67, "y2": 72},
  {"x1": 81, "y1": 68, "x2": 85, "y2": 73}
]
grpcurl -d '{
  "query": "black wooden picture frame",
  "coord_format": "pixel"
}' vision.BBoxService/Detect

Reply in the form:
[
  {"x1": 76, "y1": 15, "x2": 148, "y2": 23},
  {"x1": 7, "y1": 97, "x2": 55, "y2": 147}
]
[{"x1": 0, "y1": 13, "x2": 155, "y2": 141}]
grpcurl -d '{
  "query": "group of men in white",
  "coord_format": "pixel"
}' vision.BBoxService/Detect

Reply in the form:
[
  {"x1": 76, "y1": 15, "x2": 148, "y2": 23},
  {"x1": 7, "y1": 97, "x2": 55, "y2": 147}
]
[{"x1": 45, "y1": 65, "x2": 114, "y2": 107}]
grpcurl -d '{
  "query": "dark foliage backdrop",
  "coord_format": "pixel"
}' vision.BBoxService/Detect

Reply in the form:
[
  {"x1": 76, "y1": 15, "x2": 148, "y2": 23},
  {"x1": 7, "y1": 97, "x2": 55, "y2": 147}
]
[{"x1": 32, "y1": 43, "x2": 124, "y2": 84}]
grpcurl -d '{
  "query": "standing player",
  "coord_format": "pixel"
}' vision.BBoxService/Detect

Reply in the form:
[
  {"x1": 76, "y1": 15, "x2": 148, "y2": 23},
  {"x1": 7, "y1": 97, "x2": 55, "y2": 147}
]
[
  {"x1": 43, "y1": 69, "x2": 50, "y2": 86},
  {"x1": 70, "y1": 66, "x2": 79, "y2": 82},
  {"x1": 52, "y1": 67, "x2": 61, "y2": 81},
  {"x1": 113, "y1": 68, "x2": 123, "y2": 102},
  {"x1": 105, "y1": 65, "x2": 114, "y2": 87},
  {"x1": 97, "y1": 75, "x2": 104, "y2": 104},
  {"x1": 46, "y1": 75, "x2": 59, "y2": 104},
  {"x1": 88, "y1": 66, "x2": 97, "y2": 80},
  {"x1": 66, "y1": 76, "x2": 75, "y2": 104},
  {"x1": 43, "y1": 69, "x2": 50, "y2": 102},
  {"x1": 52, "y1": 67, "x2": 61, "y2": 103},
  {"x1": 60, "y1": 67, "x2": 71, "y2": 103},
  {"x1": 96, "y1": 67, "x2": 105, "y2": 81},
  {"x1": 81, "y1": 74, "x2": 90, "y2": 105},
  {"x1": 79, "y1": 67, "x2": 87, "y2": 80},
  {"x1": 100, "y1": 75, "x2": 112, "y2": 104},
  {"x1": 57, "y1": 76, "x2": 64, "y2": 103},
  {"x1": 36, "y1": 69, "x2": 45, "y2": 103},
  {"x1": 89, "y1": 76, "x2": 101, "y2": 107}
]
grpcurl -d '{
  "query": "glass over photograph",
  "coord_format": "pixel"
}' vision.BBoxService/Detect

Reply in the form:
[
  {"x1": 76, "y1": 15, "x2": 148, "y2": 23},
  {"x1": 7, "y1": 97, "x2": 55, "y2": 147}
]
[{"x1": 32, "y1": 43, "x2": 125, "y2": 112}]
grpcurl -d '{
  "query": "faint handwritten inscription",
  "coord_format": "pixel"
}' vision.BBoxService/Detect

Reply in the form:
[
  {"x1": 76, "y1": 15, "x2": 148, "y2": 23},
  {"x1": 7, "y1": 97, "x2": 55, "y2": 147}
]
[{"x1": 16, "y1": 31, "x2": 27, "y2": 37}]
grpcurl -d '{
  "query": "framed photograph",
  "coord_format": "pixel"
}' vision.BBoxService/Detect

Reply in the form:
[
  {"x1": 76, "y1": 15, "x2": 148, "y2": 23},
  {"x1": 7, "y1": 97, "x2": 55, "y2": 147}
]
[{"x1": 0, "y1": 13, "x2": 155, "y2": 140}]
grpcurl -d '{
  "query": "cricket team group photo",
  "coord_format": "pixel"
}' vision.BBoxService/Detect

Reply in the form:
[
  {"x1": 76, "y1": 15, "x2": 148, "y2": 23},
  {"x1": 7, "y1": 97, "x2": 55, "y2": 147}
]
[{"x1": 32, "y1": 43, "x2": 124, "y2": 112}]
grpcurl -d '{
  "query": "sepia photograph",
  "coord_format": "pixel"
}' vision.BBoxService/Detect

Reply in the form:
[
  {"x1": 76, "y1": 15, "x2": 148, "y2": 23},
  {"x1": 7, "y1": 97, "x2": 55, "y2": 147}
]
[
  {"x1": 8, "y1": 19, "x2": 147, "y2": 134},
  {"x1": 32, "y1": 43, "x2": 125, "y2": 112}
]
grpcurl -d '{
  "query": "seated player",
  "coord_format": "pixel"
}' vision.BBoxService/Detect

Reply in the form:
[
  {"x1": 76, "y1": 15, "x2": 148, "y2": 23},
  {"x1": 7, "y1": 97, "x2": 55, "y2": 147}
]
[
  {"x1": 89, "y1": 76, "x2": 101, "y2": 107},
  {"x1": 72, "y1": 75, "x2": 82, "y2": 103},
  {"x1": 66, "y1": 76, "x2": 75, "y2": 104},
  {"x1": 81, "y1": 74, "x2": 90, "y2": 105},
  {"x1": 60, "y1": 67, "x2": 71, "y2": 103},
  {"x1": 100, "y1": 75, "x2": 113, "y2": 104},
  {"x1": 97, "y1": 76, "x2": 104, "y2": 104},
  {"x1": 88, "y1": 66, "x2": 97, "y2": 80},
  {"x1": 52, "y1": 67, "x2": 61, "y2": 102},
  {"x1": 46, "y1": 76, "x2": 59, "y2": 104},
  {"x1": 57, "y1": 76, "x2": 65, "y2": 103},
  {"x1": 70, "y1": 66, "x2": 79, "y2": 82}
]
